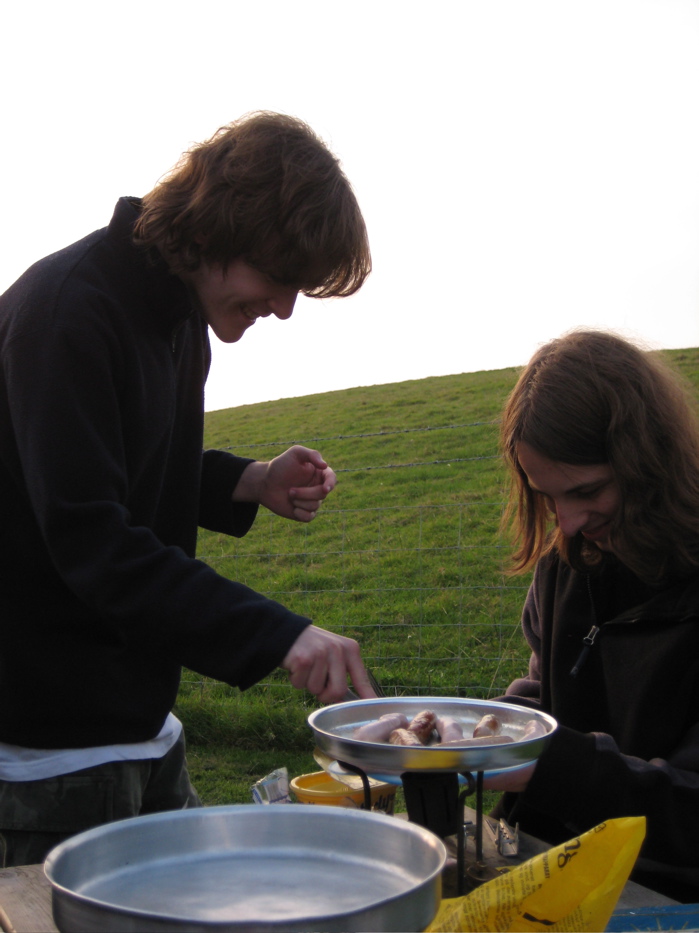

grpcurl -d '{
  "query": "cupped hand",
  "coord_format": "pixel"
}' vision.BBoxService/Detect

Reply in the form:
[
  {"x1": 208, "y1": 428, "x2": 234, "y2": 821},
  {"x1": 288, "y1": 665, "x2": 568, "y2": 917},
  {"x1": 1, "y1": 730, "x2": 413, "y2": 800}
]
[
  {"x1": 280, "y1": 625, "x2": 377, "y2": 704},
  {"x1": 234, "y1": 446, "x2": 336, "y2": 522}
]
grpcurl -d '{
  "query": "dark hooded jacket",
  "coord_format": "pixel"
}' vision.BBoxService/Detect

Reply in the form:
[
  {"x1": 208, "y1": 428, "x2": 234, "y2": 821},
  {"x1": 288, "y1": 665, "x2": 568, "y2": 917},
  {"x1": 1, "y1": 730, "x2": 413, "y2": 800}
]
[
  {"x1": 498, "y1": 550, "x2": 699, "y2": 901},
  {"x1": 0, "y1": 199, "x2": 311, "y2": 749}
]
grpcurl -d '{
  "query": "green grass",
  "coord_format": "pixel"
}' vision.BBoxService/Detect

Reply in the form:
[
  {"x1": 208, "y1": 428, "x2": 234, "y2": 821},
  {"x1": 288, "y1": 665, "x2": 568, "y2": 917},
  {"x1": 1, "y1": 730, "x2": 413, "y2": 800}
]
[{"x1": 178, "y1": 348, "x2": 699, "y2": 806}]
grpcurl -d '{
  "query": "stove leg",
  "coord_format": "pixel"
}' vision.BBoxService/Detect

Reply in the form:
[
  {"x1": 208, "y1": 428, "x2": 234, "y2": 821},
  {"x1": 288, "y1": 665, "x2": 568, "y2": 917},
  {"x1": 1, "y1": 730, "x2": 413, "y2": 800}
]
[
  {"x1": 336, "y1": 760, "x2": 372, "y2": 811},
  {"x1": 475, "y1": 770, "x2": 484, "y2": 863},
  {"x1": 457, "y1": 772, "x2": 476, "y2": 896}
]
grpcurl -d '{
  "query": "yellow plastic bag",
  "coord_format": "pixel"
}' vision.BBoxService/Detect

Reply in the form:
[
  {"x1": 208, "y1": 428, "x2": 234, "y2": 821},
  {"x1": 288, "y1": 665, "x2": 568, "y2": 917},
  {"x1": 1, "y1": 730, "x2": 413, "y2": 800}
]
[{"x1": 426, "y1": 816, "x2": 646, "y2": 932}]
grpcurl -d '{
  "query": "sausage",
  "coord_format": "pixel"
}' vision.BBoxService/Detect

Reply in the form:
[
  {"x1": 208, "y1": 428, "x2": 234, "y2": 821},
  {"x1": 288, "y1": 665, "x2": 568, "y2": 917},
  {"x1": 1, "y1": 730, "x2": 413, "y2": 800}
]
[
  {"x1": 439, "y1": 734, "x2": 515, "y2": 747},
  {"x1": 472, "y1": 713, "x2": 502, "y2": 738},
  {"x1": 389, "y1": 728, "x2": 425, "y2": 746},
  {"x1": 522, "y1": 718, "x2": 547, "y2": 740},
  {"x1": 435, "y1": 715, "x2": 464, "y2": 744},
  {"x1": 407, "y1": 710, "x2": 438, "y2": 744},
  {"x1": 353, "y1": 713, "x2": 409, "y2": 742}
]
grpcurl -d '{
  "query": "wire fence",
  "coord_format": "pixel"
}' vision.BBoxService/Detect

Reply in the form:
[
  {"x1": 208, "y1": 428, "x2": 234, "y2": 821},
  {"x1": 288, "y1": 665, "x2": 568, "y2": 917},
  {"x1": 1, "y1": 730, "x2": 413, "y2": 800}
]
[{"x1": 189, "y1": 420, "x2": 533, "y2": 700}]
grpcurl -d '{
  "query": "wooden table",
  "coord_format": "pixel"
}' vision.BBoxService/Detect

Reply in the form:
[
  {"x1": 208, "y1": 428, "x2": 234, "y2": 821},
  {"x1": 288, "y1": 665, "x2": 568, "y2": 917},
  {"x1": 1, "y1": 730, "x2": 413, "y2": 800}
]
[
  {"x1": 0, "y1": 864, "x2": 54, "y2": 933},
  {"x1": 0, "y1": 809, "x2": 682, "y2": 933}
]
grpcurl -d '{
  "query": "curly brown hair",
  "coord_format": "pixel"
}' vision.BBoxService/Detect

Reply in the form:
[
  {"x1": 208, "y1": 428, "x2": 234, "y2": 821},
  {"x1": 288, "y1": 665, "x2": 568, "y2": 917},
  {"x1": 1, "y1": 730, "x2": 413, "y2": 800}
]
[
  {"x1": 500, "y1": 330, "x2": 699, "y2": 584},
  {"x1": 133, "y1": 111, "x2": 371, "y2": 298}
]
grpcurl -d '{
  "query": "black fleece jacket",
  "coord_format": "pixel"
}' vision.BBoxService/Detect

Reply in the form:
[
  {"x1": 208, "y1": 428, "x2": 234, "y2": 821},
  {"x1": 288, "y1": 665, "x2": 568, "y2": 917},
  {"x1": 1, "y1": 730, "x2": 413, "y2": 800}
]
[
  {"x1": 0, "y1": 199, "x2": 311, "y2": 749},
  {"x1": 499, "y1": 551, "x2": 699, "y2": 901}
]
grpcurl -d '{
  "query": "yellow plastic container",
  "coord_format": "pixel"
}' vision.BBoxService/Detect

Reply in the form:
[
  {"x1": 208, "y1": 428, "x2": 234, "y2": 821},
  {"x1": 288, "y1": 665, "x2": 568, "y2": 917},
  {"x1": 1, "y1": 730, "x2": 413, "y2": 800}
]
[{"x1": 290, "y1": 770, "x2": 396, "y2": 814}]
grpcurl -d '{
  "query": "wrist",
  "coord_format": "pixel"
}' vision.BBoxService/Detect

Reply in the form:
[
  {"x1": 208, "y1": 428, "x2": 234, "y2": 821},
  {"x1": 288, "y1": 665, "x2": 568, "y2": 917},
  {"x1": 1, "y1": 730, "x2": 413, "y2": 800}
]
[{"x1": 232, "y1": 460, "x2": 267, "y2": 503}]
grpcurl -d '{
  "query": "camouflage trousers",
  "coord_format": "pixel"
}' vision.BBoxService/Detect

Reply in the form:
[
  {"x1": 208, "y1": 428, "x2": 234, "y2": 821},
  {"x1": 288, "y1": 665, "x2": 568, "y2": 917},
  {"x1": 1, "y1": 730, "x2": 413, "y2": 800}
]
[{"x1": 0, "y1": 731, "x2": 201, "y2": 868}]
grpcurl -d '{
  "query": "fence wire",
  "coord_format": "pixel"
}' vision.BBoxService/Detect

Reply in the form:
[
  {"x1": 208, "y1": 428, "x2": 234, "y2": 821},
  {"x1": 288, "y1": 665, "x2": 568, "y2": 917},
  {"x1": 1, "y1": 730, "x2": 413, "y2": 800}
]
[{"x1": 187, "y1": 420, "x2": 532, "y2": 700}]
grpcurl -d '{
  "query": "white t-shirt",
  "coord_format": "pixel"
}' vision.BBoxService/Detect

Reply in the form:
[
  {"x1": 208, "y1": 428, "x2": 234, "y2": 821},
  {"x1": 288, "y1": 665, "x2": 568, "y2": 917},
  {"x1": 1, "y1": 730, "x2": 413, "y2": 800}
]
[{"x1": 0, "y1": 712, "x2": 183, "y2": 781}]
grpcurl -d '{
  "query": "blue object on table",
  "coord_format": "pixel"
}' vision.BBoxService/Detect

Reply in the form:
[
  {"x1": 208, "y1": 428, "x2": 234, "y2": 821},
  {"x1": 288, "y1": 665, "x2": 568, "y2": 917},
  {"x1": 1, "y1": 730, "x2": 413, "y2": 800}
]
[{"x1": 605, "y1": 903, "x2": 699, "y2": 931}]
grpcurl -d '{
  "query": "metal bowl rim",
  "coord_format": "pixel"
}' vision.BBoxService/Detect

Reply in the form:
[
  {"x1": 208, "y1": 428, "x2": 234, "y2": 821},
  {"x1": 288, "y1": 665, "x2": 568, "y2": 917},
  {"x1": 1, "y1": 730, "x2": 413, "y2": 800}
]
[{"x1": 45, "y1": 804, "x2": 448, "y2": 926}]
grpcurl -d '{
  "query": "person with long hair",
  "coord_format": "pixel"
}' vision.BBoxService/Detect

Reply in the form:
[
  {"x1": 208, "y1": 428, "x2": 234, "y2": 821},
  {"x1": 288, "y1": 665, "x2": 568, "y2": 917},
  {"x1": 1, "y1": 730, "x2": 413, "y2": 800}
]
[
  {"x1": 0, "y1": 112, "x2": 374, "y2": 866},
  {"x1": 493, "y1": 329, "x2": 699, "y2": 901}
]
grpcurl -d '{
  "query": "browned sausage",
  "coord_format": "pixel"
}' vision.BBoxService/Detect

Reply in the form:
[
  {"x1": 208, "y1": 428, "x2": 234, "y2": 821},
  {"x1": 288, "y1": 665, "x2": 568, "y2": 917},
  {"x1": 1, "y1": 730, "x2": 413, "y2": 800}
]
[
  {"x1": 472, "y1": 713, "x2": 502, "y2": 738},
  {"x1": 407, "y1": 710, "x2": 438, "y2": 744},
  {"x1": 389, "y1": 728, "x2": 425, "y2": 746}
]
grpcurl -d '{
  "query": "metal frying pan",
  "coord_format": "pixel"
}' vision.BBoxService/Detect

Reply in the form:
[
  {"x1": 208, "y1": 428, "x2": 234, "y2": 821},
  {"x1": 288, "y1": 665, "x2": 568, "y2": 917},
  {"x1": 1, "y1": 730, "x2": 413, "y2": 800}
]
[{"x1": 308, "y1": 696, "x2": 557, "y2": 778}]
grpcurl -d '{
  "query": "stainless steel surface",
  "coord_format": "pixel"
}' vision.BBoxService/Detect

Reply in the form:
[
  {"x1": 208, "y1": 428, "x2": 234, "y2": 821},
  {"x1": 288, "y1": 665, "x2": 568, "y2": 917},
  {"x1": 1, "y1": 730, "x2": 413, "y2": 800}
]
[
  {"x1": 312, "y1": 747, "x2": 388, "y2": 790},
  {"x1": 45, "y1": 805, "x2": 446, "y2": 933},
  {"x1": 308, "y1": 697, "x2": 557, "y2": 776},
  {"x1": 489, "y1": 818, "x2": 519, "y2": 857}
]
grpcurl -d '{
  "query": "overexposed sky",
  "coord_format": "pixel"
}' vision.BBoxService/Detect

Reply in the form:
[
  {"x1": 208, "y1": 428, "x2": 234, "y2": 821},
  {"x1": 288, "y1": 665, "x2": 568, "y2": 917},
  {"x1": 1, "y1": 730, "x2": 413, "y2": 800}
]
[{"x1": 3, "y1": 0, "x2": 699, "y2": 411}]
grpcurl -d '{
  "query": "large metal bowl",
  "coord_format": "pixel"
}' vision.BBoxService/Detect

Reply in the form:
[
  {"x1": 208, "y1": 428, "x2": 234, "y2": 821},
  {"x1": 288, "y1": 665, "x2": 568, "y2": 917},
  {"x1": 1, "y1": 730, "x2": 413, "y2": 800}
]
[
  {"x1": 45, "y1": 804, "x2": 446, "y2": 933},
  {"x1": 308, "y1": 696, "x2": 557, "y2": 777}
]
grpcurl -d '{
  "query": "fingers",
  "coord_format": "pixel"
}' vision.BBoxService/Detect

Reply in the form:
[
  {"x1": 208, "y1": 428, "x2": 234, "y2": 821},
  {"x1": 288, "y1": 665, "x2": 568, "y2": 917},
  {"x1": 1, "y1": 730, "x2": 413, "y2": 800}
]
[
  {"x1": 289, "y1": 488, "x2": 326, "y2": 510},
  {"x1": 299, "y1": 446, "x2": 330, "y2": 473},
  {"x1": 344, "y1": 658, "x2": 378, "y2": 700},
  {"x1": 324, "y1": 639, "x2": 378, "y2": 702},
  {"x1": 280, "y1": 626, "x2": 377, "y2": 704},
  {"x1": 289, "y1": 473, "x2": 336, "y2": 499},
  {"x1": 300, "y1": 642, "x2": 349, "y2": 704},
  {"x1": 282, "y1": 629, "x2": 343, "y2": 701},
  {"x1": 289, "y1": 470, "x2": 337, "y2": 523},
  {"x1": 291, "y1": 507, "x2": 317, "y2": 524},
  {"x1": 287, "y1": 447, "x2": 337, "y2": 492},
  {"x1": 315, "y1": 464, "x2": 337, "y2": 493},
  {"x1": 288, "y1": 492, "x2": 322, "y2": 522}
]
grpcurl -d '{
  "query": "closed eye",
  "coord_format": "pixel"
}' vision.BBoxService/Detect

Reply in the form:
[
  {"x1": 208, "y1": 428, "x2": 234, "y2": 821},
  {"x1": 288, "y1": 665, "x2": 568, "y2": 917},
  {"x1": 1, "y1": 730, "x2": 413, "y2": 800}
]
[
  {"x1": 574, "y1": 484, "x2": 606, "y2": 500},
  {"x1": 534, "y1": 485, "x2": 605, "y2": 510}
]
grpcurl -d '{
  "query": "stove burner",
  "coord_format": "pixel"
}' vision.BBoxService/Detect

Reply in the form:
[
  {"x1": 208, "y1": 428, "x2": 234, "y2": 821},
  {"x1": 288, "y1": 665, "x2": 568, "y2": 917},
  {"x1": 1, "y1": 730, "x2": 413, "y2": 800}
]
[
  {"x1": 337, "y1": 760, "x2": 489, "y2": 896},
  {"x1": 401, "y1": 771, "x2": 461, "y2": 838}
]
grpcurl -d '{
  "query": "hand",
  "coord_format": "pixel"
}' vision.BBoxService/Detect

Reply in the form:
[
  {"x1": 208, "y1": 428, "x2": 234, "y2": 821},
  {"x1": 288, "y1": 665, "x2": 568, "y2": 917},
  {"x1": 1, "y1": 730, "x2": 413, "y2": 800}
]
[
  {"x1": 482, "y1": 761, "x2": 537, "y2": 793},
  {"x1": 233, "y1": 446, "x2": 336, "y2": 523},
  {"x1": 280, "y1": 625, "x2": 378, "y2": 704}
]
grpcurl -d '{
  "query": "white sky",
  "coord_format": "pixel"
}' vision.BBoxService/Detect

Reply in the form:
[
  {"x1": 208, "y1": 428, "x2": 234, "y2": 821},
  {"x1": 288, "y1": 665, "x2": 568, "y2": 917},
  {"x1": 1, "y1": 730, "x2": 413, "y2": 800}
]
[{"x1": 3, "y1": 0, "x2": 699, "y2": 411}]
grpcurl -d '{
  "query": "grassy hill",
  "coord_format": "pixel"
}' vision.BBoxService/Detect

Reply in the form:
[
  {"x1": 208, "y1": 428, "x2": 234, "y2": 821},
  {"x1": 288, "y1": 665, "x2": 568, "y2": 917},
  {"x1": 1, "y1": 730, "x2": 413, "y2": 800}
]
[{"x1": 179, "y1": 348, "x2": 699, "y2": 804}]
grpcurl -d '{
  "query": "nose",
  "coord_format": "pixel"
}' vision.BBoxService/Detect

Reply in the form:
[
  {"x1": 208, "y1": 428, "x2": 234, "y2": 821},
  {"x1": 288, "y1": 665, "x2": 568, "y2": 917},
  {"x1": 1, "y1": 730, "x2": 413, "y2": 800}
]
[
  {"x1": 268, "y1": 290, "x2": 298, "y2": 321},
  {"x1": 553, "y1": 500, "x2": 588, "y2": 538}
]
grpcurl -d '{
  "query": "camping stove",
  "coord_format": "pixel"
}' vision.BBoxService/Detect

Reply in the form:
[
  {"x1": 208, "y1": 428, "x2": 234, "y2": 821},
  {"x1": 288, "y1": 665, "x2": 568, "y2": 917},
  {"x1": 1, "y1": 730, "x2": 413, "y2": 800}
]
[{"x1": 338, "y1": 761, "x2": 513, "y2": 895}]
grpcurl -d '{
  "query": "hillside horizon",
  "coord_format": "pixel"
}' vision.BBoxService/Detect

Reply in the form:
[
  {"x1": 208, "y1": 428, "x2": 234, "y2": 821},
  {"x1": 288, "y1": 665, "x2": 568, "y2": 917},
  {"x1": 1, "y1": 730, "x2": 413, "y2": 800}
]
[{"x1": 205, "y1": 345, "x2": 699, "y2": 418}]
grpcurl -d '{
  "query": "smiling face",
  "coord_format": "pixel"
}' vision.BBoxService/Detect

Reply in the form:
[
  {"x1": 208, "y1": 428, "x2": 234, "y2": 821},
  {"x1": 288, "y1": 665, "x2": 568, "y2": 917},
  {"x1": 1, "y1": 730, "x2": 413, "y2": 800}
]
[
  {"x1": 517, "y1": 442, "x2": 621, "y2": 553},
  {"x1": 179, "y1": 259, "x2": 299, "y2": 343}
]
